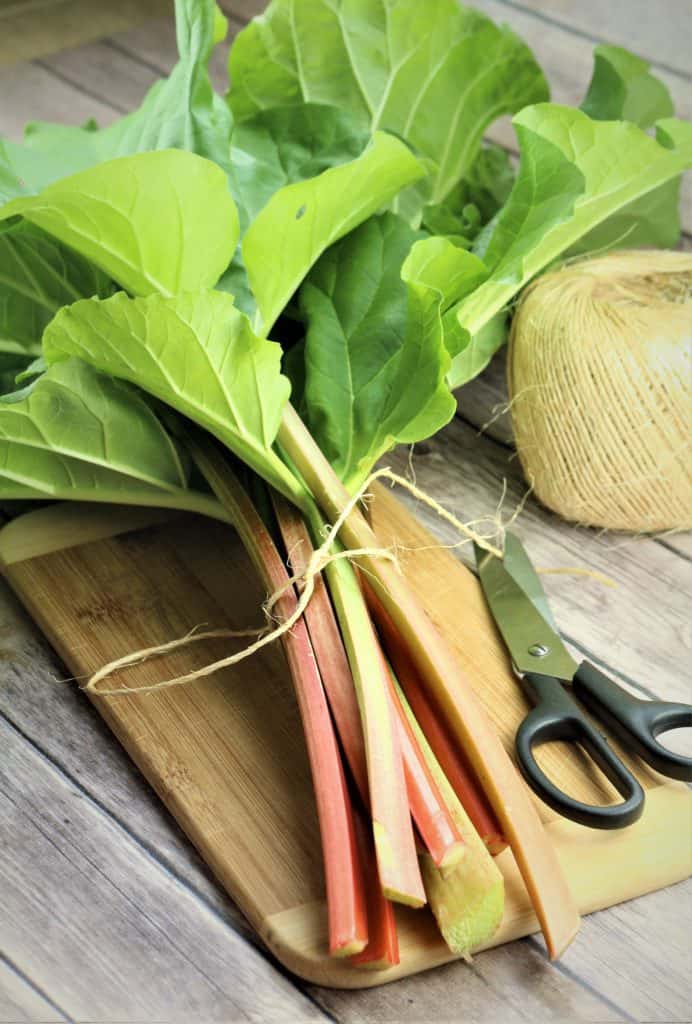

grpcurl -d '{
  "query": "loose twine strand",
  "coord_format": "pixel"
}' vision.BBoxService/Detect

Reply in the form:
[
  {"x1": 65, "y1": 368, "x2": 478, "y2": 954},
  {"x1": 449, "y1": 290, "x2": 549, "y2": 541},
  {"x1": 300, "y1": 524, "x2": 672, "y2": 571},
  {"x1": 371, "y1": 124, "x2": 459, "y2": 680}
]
[{"x1": 83, "y1": 467, "x2": 613, "y2": 697}]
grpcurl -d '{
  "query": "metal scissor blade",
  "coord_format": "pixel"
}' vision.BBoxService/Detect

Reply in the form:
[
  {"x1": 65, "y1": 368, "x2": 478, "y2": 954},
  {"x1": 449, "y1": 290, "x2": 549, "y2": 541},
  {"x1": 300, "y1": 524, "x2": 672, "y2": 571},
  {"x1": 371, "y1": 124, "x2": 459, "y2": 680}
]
[
  {"x1": 475, "y1": 543, "x2": 578, "y2": 680},
  {"x1": 502, "y1": 532, "x2": 558, "y2": 631}
]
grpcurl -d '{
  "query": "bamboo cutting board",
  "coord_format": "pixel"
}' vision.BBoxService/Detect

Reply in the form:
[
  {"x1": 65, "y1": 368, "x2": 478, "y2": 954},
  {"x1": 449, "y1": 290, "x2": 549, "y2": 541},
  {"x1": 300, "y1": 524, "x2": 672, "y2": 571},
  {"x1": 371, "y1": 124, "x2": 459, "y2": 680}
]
[{"x1": 0, "y1": 490, "x2": 689, "y2": 989}]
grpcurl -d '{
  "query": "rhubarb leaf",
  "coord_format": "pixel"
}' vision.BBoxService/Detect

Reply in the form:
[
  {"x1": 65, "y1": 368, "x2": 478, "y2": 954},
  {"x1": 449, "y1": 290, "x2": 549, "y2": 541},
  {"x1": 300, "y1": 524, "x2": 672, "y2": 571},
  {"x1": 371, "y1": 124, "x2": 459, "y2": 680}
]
[
  {"x1": 582, "y1": 45, "x2": 674, "y2": 128},
  {"x1": 243, "y1": 131, "x2": 425, "y2": 334},
  {"x1": 228, "y1": 0, "x2": 548, "y2": 209},
  {"x1": 230, "y1": 103, "x2": 370, "y2": 229},
  {"x1": 0, "y1": 357, "x2": 221, "y2": 515},
  {"x1": 422, "y1": 144, "x2": 515, "y2": 243},
  {"x1": 448, "y1": 106, "x2": 692, "y2": 388},
  {"x1": 221, "y1": 103, "x2": 372, "y2": 318},
  {"x1": 0, "y1": 221, "x2": 114, "y2": 358},
  {"x1": 573, "y1": 46, "x2": 680, "y2": 254},
  {"x1": 0, "y1": 151, "x2": 239, "y2": 298},
  {"x1": 43, "y1": 290, "x2": 306, "y2": 506},
  {"x1": 299, "y1": 216, "x2": 485, "y2": 489},
  {"x1": 0, "y1": 0, "x2": 232, "y2": 191}
]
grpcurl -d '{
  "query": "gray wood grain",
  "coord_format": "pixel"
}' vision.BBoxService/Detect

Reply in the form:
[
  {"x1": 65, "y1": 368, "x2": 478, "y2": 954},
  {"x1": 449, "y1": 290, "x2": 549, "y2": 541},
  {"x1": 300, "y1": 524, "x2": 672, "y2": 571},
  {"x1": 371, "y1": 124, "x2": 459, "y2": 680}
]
[
  {"x1": 501, "y1": 0, "x2": 692, "y2": 77},
  {"x1": 0, "y1": 717, "x2": 330, "y2": 1024},
  {"x1": 0, "y1": 958, "x2": 67, "y2": 1024},
  {"x1": 0, "y1": 62, "x2": 117, "y2": 139},
  {"x1": 0, "y1": 580, "x2": 255, "y2": 935}
]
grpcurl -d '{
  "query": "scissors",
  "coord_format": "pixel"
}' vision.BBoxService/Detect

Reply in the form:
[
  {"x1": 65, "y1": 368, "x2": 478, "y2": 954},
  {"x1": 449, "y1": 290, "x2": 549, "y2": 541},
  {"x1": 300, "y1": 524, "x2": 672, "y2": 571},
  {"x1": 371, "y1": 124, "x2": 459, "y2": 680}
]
[{"x1": 474, "y1": 534, "x2": 692, "y2": 829}]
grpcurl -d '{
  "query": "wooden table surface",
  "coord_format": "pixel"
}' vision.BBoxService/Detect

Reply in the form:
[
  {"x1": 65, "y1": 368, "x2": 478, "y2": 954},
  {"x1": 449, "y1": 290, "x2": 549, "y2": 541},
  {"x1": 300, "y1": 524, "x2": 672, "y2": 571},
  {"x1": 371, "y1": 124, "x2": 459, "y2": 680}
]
[{"x1": 0, "y1": 2, "x2": 690, "y2": 1022}]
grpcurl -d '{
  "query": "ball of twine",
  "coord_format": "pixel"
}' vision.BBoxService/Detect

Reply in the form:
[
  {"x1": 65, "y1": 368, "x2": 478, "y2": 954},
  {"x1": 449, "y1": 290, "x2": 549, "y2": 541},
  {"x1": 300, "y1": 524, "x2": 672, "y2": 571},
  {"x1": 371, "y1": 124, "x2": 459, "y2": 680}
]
[{"x1": 508, "y1": 250, "x2": 692, "y2": 533}]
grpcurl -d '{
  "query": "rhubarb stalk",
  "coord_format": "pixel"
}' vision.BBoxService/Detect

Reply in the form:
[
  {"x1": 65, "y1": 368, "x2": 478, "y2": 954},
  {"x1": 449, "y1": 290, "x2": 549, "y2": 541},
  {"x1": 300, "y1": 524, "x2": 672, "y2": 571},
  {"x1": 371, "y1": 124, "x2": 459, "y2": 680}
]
[
  {"x1": 189, "y1": 435, "x2": 368, "y2": 957},
  {"x1": 278, "y1": 404, "x2": 581, "y2": 959},
  {"x1": 309, "y1": 523, "x2": 426, "y2": 908},
  {"x1": 396, "y1": 680, "x2": 505, "y2": 956},
  {"x1": 270, "y1": 491, "x2": 369, "y2": 801},
  {"x1": 378, "y1": 648, "x2": 466, "y2": 870},
  {"x1": 350, "y1": 810, "x2": 400, "y2": 969},
  {"x1": 366, "y1": 580, "x2": 507, "y2": 856}
]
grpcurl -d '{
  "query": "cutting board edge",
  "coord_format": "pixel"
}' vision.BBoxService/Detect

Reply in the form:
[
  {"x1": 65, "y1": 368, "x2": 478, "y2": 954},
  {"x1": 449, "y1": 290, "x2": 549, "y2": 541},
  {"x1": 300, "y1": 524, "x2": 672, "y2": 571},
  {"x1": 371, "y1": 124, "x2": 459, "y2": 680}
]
[{"x1": 256, "y1": 782, "x2": 692, "y2": 988}]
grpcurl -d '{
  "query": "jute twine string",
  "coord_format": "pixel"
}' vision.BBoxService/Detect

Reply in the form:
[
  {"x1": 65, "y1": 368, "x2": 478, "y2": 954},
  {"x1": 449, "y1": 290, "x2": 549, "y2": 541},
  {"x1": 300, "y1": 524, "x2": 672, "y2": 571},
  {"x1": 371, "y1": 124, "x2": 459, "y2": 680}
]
[
  {"x1": 509, "y1": 250, "x2": 692, "y2": 533},
  {"x1": 84, "y1": 468, "x2": 507, "y2": 697}
]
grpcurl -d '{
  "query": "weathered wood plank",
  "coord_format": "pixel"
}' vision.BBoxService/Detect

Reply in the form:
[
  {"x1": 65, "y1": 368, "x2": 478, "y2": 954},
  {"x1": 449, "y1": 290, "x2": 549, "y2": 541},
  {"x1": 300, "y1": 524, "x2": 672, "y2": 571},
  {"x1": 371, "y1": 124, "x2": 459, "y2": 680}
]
[
  {"x1": 316, "y1": 879, "x2": 691, "y2": 1024},
  {"x1": 0, "y1": 717, "x2": 330, "y2": 1023},
  {"x1": 456, "y1": 350, "x2": 515, "y2": 446},
  {"x1": 0, "y1": 0, "x2": 170, "y2": 68},
  {"x1": 505, "y1": 0, "x2": 692, "y2": 77},
  {"x1": 220, "y1": 0, "x2": 266, "y2": 19},
  {"x1": 0, "y1": 62, "x2": 117, "y2": 140},
  {"x1": 0, "y1": 578, "x2": 255, "y2": 938},
  {"x1": 44, "y1": 40, "x2": 160, "y2": 113},
  {"x1": 0, "y1": 958, "x2": 67, "y2": 1024}
]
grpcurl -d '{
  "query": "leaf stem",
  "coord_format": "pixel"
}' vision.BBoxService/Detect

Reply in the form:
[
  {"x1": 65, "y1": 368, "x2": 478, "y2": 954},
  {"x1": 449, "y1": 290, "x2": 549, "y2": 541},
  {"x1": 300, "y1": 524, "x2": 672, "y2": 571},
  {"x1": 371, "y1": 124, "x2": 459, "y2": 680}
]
[{"x1": 303, "y1": 500, "x2": 425, "y2": 908}]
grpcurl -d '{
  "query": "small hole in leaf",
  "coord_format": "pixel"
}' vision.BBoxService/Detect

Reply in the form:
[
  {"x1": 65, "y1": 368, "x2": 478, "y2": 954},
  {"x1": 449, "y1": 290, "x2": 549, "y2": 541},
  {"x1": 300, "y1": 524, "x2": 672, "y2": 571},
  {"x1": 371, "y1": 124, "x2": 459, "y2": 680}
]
[{"x1": 296, "y1": 204, "x2": 306, "y2": 220}]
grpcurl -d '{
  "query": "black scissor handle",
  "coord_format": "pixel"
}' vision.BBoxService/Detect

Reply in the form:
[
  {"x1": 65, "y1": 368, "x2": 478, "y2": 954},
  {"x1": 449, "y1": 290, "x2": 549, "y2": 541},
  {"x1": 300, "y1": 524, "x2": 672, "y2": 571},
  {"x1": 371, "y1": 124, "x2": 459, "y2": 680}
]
[
  {"x1": 516, "y1": 673, "x2": 645, "y2": 829},
  {"x1": 573, "y1": 661, "x2": 692, "y2": 782}
]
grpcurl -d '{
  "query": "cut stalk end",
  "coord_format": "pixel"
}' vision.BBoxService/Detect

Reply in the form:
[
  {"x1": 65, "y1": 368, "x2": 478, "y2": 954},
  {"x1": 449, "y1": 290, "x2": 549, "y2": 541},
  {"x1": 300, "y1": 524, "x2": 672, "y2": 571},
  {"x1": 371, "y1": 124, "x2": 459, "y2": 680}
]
[
  {"x1": 373, "y1": 820, "x2": 426, "y2": 908},
  {"x1": 437, "y1": 840, "x2": 466, "y2": 872},
  {"x1": 330, "y1": 938, "x2": 368, "y2": 958}
]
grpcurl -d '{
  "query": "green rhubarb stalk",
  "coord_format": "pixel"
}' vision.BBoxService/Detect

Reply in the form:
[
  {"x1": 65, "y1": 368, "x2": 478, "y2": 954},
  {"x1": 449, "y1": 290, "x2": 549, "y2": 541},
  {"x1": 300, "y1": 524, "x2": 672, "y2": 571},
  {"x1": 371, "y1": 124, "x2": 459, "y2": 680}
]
[
  {"x1": 395, "y1": 680, "x2": 504, "y2": 956},
  {"x1": 304, "y1": 503, "x2": 425, "y2": 909},
  {"x1": 277, "y1": 402, "x2": 580, "y2": 960}
]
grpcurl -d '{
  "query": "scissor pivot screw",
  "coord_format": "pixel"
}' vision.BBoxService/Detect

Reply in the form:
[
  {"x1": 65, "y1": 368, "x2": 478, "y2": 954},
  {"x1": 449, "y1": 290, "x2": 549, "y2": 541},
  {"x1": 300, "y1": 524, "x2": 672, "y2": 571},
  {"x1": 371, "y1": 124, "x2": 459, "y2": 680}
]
[{"x1": 528, "y1": 643, "x2": 550, "y2": 658}]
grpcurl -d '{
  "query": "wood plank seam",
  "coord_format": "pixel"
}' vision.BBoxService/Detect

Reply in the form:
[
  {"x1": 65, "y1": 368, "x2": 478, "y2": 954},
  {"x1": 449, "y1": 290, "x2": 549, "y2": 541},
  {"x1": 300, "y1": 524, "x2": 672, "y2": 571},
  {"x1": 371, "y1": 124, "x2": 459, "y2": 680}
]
[
  {"x1": 32, "y1": 57, "x2": 128, "y2": 115},
  {"x1": 101, "y1": 36, "x2": 177, "y2": 78},
  {"x1": 0, "y1": 702, "x2": 346, "y2": 1019},
  {"x1": 530, "y1": 943, "x2": 640, "y2": 1024},
  {"x1": 0, "y1": 950, "x2": 75, "y2": 1024},
  {"x1": 493, "y1": 0, "x2": 692, "y2": 82}
]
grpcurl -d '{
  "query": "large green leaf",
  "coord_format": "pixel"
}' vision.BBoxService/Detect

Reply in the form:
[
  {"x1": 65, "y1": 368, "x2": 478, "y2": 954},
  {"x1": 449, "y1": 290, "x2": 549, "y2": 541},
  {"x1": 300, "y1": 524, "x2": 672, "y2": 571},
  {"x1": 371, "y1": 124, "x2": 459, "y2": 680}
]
[
  {"x1": 447, "y1": 106, "x2": 692, "y2": 388},
  {"x1": 421, "y1": 144, "x2": 515, "y2": 244},
  {"x1": 573, "y1": 45, "x2": 681, "y2": 255},
  {"x1": 581, "y1": 45, "x2": 674, "y2": 128},
  {"x1": 0, "y1": 357, "x2": 221, "y2": 516},
  {"x1": 230, "y1": 103, "x2": 370, "y2": 229},
  {"x1": 228, "y1": 0, "x2": 548, "y2": 208},
  {"x1": 43, "y1": 290, "x2": 307, "y2": 508},
  {"x1": 0, "y1": 221, "x2": 114, "y2": 358},
  {"x1": 243, "y1": 131, "x2": 425, "y2": 333},
  {"x1": 0, "y1": 0, "x2": 232, "y2": 196},
  {"x1": 0, "y1": 150, "x2": 239, "y2": 298},
  {"x1": 220, "y1": 103, "x2": 372, "y2": 319},
  {"x1": 299, "y1": 216, "x2": 485, "y2": 489}
]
